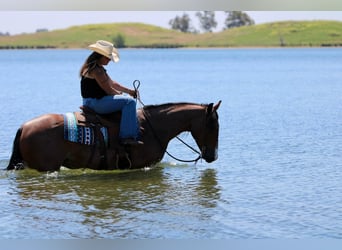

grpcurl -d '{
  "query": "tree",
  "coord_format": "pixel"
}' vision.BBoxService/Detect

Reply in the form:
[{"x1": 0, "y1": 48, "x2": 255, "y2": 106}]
[
  {"x1": 113, "y1": 33, "x2": 126, "y2": 48},
  {"x1": 169, "y1": 13, "x2": 193, "y2": 33},
  {"x1": 195, "y1": 11, "x2": 217, "y2": 33},
  {"x1": 224, "y1": 11, "x2": 255, "y2": 29}
]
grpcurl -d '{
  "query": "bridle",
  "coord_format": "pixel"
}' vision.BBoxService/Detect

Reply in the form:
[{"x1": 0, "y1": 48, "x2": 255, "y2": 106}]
[{"x1": 133, "y1": 80, "x2": 203, "y2": 164}]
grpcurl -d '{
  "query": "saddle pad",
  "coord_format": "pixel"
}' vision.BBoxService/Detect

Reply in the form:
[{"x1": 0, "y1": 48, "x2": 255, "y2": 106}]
[{"x1": 63, "y1": 112, "x2": 108, "y2": 146}]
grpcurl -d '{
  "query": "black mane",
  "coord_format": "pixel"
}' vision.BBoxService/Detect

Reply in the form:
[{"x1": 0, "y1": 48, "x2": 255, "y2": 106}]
[{"x1": 141, "y1": 102, "x2": 208, "y2": 111}]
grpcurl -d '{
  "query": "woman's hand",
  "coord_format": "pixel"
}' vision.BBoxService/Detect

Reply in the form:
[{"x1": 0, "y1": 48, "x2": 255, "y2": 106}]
[{"x1": 128, "y1": 89, "x2": 138, "y2": 98}]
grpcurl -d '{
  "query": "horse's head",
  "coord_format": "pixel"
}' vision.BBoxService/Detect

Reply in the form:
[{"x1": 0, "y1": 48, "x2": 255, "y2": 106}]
[{"x1": 191, "y1": 101, "x2": 221, "y2": 163}]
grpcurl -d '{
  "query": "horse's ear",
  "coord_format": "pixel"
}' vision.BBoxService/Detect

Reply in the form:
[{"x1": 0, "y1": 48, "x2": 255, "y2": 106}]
[
  {"x1": 213, "y1": 100, "x2": 222, "y2": 111},
  {"x1": 207, "y1": 103, "x2": 214, "y2": 114}
]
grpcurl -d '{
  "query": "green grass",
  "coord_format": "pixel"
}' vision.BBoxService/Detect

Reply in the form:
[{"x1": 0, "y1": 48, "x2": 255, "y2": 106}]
[{"x1": 1, "y1": 21, "x2": 342, "y2": 49}]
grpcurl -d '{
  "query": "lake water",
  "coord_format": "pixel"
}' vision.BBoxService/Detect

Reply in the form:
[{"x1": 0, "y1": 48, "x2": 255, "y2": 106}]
[{"x1": 0, "y1": 48, "x2": 341, "y2": 239}]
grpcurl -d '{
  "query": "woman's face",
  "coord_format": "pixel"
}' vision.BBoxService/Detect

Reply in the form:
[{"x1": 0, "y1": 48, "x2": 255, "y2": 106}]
[{"x1": 99, "y1": 56, "x2": 111, "y2": 66}]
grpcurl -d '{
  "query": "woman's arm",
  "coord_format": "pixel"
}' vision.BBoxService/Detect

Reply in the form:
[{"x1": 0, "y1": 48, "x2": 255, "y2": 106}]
[
  {"x1": 92, "y1": 67, "x2": 122, "y2": 95},
  {"x1": 111, "y1": 80, "x2": 136, "y2": 97},
  {"x1": 92, "y1": 66, "x2": 137, "y2": 97}
]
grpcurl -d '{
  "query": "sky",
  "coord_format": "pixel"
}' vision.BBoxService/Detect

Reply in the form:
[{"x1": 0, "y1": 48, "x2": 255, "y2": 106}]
[{"x1": 1, "y1": 11, "x2": 342, "y2": 35}]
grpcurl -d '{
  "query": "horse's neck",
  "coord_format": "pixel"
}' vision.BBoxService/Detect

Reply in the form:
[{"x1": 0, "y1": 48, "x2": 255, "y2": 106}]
[{"x1": 145, "y1": 103, "x2": 204, "y2": 142}]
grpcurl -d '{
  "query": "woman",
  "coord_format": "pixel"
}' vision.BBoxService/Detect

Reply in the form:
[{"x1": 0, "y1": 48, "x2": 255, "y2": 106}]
[{"x1": 80, "y1": 40, "x2": 142, "y2": 145}]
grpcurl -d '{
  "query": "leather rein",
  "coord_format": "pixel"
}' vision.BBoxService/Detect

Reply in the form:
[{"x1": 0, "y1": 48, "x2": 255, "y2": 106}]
[{"x1": 133, "y1": 80, "x2": 202, "y2": 164}]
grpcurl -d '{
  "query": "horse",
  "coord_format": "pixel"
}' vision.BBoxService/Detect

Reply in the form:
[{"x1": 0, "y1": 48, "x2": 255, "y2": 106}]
[{"x1": 6, "y1": 101, "x2": 221, "y2": 172}]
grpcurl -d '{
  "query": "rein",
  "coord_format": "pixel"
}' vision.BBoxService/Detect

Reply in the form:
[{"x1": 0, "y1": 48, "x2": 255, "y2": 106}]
[{"x1": 133, "y1": 80, "x2": 202, "y2": 164}]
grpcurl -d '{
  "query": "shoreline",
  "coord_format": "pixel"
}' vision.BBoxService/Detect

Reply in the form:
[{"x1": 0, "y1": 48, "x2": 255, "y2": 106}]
[{"x1": 1, "y1": 45, "x2": 341, "y2": 50}]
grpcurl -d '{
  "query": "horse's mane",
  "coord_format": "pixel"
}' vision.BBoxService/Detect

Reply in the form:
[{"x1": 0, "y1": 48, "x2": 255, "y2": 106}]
[{"x1": 142, "y1": 102, "x2": 208, "y2": 112}]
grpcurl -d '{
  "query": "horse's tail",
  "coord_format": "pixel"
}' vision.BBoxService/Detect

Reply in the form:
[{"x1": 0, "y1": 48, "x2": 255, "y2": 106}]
[{"x1": 6, "y1": 127, "x2": 24, "y2": 170}]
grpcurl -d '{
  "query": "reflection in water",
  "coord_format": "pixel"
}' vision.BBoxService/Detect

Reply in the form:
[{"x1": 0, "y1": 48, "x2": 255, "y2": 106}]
[
  {"x1": 196, "y1": 169, "x2": 220, "y2": 208},
  {"x1": 4, "y1": 164, "x2": 221, "y2": 238}
]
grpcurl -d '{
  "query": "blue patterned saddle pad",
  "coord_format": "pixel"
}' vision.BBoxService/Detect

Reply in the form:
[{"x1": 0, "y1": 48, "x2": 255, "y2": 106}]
[{"x1": 63, "y1": 112, "x2": 108, "y2": 146}]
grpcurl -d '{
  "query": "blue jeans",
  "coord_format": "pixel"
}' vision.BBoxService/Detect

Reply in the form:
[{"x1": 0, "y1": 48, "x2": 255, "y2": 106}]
[{"x1": 83, "y1": 95, "x2": 139, "y2": 139}]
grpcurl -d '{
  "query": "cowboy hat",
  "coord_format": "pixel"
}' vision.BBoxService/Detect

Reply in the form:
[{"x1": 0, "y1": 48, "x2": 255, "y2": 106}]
[{"x1": 88, "y1": 40, "x2": 120, "y2": 63}]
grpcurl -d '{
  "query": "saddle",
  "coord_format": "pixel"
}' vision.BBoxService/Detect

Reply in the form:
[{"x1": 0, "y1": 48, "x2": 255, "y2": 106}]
[
  {"x1": 71, "y1": 106, "x2": 132, "y2": 169},
  {"x1": 78, "y1": 105, "x2": 121, "y2": 128}
]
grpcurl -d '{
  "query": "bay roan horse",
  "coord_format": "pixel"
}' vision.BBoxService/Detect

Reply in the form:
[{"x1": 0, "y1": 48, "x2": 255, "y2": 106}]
[{"x1": 7, "y1": 101, "x2": 221, "y2": 172}]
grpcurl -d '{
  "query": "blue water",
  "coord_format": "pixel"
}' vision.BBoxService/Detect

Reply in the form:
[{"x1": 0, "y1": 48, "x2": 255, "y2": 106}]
[{"x1": 0, "y1": 48, "x2": 341, "y2": 238}]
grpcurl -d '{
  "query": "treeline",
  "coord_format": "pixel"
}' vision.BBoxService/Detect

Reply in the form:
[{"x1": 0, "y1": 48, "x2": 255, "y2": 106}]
[
  {"x1": 0, "y1": 45, "x2": 56, "y2": 49},
  {"x1": 111, "y1": 11, "x2": 255, "y2": 48},
  {"x1": 0, "y1": 32, "x2": 10, "y2": 36},
  {"x1": 169, "y1": 11, "x2": 255, "y2": 33},
  {"x1": 0, "y1": 28, "x2": 49, "y2": 37}
]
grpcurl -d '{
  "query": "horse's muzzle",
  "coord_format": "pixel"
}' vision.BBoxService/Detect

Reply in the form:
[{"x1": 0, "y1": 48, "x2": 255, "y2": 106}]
[{"x1": 202, "y1": 147, "x2": 218, "y2": 163}]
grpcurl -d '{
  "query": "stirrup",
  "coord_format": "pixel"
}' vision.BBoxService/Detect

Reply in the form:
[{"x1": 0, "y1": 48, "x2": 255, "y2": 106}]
[{"x1": 116, "y1": 153, "x2": 132, "y2": 169}]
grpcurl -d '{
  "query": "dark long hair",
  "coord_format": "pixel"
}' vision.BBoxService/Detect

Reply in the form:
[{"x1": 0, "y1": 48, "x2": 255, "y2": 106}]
[{"x1": 79, "y1": 52, "x2": 103, "y2": 77}]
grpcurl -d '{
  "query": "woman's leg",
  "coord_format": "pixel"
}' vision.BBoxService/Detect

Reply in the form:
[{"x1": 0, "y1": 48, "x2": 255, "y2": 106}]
[
  {"x1": 83, "y1": 96, "x2": 139, "y2": 139},
  {"x1": 117, "y1": 96, "x2": 139, "y2": 139}
]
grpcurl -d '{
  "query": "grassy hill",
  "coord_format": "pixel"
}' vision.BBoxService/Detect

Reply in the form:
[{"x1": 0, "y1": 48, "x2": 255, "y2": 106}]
[{"x1": 0, "y1": 20, "x2": 342, "y2": 49}]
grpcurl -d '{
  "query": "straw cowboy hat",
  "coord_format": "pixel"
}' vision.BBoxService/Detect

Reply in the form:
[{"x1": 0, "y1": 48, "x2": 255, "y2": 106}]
[{"x1": 88, "y1": 40, "x2": 120, "y2": 63}]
